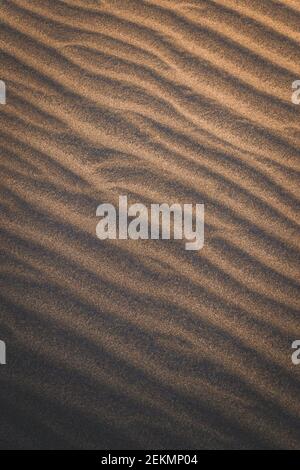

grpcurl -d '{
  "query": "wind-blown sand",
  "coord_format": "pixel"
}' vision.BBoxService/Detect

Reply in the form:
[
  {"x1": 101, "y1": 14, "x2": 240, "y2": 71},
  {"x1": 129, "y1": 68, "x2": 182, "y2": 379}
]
[{"x1": 0, "y1": 0, "x2": 300, "y2": 449}]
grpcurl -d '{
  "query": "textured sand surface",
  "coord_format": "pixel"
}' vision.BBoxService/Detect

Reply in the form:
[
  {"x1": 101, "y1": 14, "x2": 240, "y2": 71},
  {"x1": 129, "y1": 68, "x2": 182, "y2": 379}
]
[{"x1": 0, "y1": 0, "x2": 300, "y2": 449}]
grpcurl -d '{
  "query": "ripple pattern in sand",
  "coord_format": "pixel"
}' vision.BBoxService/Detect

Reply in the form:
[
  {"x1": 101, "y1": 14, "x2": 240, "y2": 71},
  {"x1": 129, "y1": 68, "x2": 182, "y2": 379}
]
[{"x1": 0, "y1": 0, "x2": 300, "y2": 449}]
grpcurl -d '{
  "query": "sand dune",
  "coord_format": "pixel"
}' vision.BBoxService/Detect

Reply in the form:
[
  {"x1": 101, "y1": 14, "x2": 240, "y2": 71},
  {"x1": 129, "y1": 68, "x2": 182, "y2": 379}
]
[{"x1": 0, "y1": 0, "x2": 300, "y2": 449}]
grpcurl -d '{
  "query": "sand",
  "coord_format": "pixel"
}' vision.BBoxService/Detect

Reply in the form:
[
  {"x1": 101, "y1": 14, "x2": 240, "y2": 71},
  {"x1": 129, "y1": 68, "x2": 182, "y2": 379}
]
[{"x1": 0, "y1": 0, "x2": 300, "y2": 449}]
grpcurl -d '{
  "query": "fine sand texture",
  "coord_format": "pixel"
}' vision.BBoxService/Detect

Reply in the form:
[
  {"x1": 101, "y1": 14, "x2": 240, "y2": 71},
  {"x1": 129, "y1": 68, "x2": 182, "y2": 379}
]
[{"x1": 0, "y1": 0, "x2": 300, "y2": 449}]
